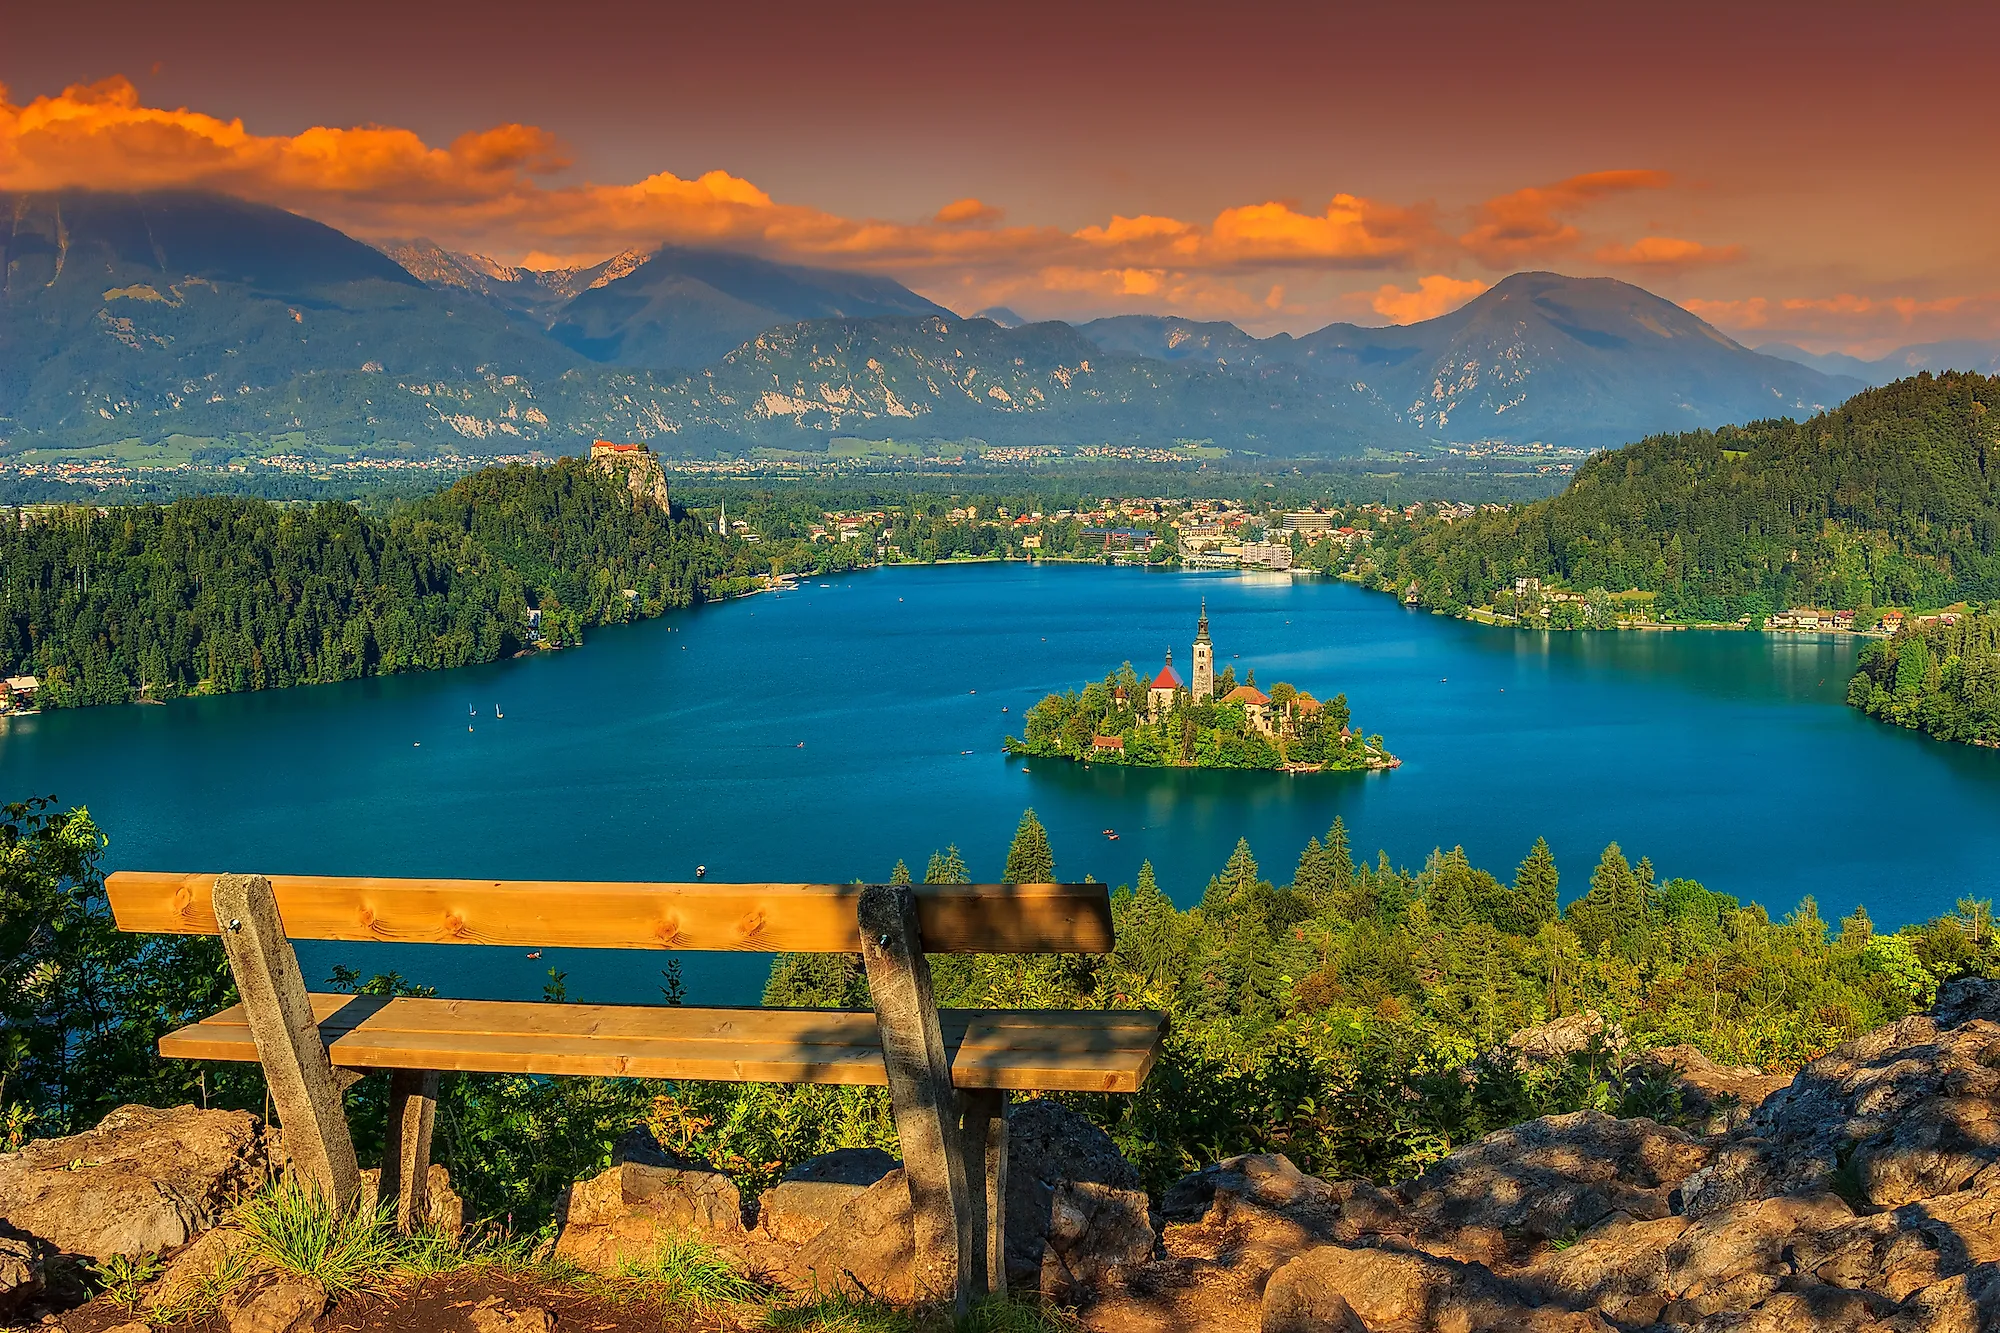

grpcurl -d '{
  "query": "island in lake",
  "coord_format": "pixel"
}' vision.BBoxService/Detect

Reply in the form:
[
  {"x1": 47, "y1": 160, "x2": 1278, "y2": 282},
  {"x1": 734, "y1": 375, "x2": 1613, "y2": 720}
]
[{"x1": 1005, "y1": 603, "x2": 1396, "y2": 771}]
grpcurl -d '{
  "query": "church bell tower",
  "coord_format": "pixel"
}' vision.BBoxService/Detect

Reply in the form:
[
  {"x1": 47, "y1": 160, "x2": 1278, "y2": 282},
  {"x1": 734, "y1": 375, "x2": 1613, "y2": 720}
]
[{"x1": 1192, "y1": 599, "x2": 1215, "y2": 701}]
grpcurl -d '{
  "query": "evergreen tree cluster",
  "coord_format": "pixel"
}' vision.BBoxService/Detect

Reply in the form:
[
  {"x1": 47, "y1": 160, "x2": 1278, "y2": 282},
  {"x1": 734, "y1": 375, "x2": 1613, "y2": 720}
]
[
  {"x1": 1847, "y1": 610, "x2": 2000, "y2": 745},
  {"x1": 1369, "y1": 372, "x2": 2000, "y2": 622},
  {"x1": 0, "y1": 460, "x2": 723, "y2": 707}
]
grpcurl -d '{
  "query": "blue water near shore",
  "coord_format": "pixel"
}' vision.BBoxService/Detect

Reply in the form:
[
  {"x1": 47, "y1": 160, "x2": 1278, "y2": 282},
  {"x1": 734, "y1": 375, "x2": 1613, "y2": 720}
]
[{"x1": 6, "y1": 562, "x2": 1998, "y2": 1004}]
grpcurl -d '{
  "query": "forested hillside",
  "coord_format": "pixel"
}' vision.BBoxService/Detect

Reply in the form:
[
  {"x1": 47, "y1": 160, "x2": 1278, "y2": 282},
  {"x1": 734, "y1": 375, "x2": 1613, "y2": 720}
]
[
  {"x1": 1848, "y1": 612, "x2": 2000, "y2": 746},
  {"x1": 0, "y1": 460, "x2": 724, "y2": 708},
  {"x1": 1372, "y1": 372, "x2": 2000, "y2": 620}
]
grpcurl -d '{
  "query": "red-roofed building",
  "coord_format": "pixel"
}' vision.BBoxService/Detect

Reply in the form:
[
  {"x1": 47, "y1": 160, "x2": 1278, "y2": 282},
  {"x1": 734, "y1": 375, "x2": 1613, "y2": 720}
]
[
  {"x1": 1223, "y1": 683, "x2": 1274, "y2": 734},
  {"x1": 1148, "y1": 650, "x2": 1184, "y2": 720},
  {"x1": 1091, "y1": 735, "x2": 1126, "y2": 752}
]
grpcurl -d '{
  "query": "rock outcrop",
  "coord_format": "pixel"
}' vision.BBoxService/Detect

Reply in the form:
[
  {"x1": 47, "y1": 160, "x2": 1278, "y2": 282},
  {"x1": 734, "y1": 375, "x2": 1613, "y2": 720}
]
[
  {"x1": 551, "y1": 1129, "x2": 747, "y2": 1271},
  {"x1": 1104, "y1": 981, "x2": 2000, "y2": 1332},
  {"x1": 0, "y1": 1105, "x2": 269, "y2": 1261}
]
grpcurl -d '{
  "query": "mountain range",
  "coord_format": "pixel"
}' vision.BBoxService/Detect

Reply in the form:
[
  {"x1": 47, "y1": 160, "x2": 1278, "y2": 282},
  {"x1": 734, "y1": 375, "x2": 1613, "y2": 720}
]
[
  {"x1": 0, "y1": 189, "x2": 1892, "y2": 460},
  {"x1": 1755, "y1": 339, "x2": 2000, "y2": 387}
]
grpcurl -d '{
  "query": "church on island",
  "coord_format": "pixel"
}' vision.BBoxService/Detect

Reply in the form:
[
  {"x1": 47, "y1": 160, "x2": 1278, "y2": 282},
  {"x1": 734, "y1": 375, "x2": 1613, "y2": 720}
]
[
  {"x1": 1009, "y1": 604, "x2": 1394, "y2": 772},
  {"x1": 1143, "y1": 602, "x2": 1318, "y2": 737}
]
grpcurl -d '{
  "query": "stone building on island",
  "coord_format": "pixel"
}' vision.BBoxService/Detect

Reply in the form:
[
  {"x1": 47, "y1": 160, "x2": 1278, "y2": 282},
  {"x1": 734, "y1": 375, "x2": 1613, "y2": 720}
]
[
  {"x1": 1147, "y1": 651, "x2": 1184, "y2": 721},
  {"x1": 1192, "y1": 599, "x2": 1215, "y2": 701}
]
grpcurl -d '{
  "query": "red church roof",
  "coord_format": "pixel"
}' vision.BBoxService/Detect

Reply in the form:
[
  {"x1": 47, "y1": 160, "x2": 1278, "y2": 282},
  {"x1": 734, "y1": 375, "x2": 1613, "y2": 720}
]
[
  {"x1": 1224, "y1": 684, "x2": 1270, "y2": 706},
  {"x1": 1151, "y1": 663, "x2": 1184, "y2": 689}
]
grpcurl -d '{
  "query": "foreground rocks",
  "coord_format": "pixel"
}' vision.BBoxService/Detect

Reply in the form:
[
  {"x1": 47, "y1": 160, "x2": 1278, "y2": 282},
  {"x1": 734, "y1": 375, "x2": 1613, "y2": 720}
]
[
  {"x1": 550, "y1": 1100, "x2": 1155, "y2": 1302},
  {"x1": 0, "y1": 1105, "x2": 270, "y2": 1262}
]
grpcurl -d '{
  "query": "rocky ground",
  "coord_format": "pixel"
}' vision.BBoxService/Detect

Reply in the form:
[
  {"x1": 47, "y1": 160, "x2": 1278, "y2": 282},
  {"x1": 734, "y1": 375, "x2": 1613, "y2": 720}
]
[{"x1": 13, "y1": 981, "x2": 2000, "y2": 1331}]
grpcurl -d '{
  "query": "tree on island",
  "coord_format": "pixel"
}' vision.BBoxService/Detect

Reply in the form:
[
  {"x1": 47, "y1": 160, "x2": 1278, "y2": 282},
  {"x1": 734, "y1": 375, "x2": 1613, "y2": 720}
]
[{"x1": 1003, "y1": 810, "x2": 1056, "y2": 883}]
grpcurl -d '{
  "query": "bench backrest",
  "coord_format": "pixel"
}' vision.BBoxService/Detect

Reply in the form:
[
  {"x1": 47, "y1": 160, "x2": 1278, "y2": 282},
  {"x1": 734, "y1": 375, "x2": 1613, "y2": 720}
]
[{"x1": 104, "y1": 872, "x2": 1115, "y2": 954}]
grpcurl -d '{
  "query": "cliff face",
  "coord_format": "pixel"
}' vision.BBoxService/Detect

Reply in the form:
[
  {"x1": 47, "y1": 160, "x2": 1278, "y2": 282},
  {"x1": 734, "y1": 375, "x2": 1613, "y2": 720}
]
[{"x1": 1094, "y1": 977, "x2": 2000, "y2": 1332}]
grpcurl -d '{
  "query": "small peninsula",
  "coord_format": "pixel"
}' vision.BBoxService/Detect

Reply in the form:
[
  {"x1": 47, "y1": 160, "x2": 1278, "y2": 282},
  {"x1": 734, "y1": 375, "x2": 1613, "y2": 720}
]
[{"x1": 1005, "y1": 603, "x2": 1395, "y2": 772}]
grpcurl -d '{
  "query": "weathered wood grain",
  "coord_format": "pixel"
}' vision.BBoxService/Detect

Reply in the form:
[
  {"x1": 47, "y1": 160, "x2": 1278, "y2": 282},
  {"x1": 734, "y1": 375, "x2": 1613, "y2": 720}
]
[
  {"x1": 157, "y1": 996, "x2": 1169, "y2": 1092},
  {"x1": 380, "y1": 1069, "x2": 440, "y2": 1235},
  {"x1": 106, "y1": 873, "x2": 1114, "y2": 954},
  {"x1": 211, "y1": 874, "x2": 362, "y2": 1212},
  {"x1": 860, "y1": 883, "x2": 974, "y2": 1316}
]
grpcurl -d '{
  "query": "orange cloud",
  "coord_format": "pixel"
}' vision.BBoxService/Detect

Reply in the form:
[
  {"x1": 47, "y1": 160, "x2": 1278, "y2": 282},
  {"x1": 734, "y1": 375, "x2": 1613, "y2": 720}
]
[
  {"x1": 1364, "y1": 275, "x2": 1490, "y2": 324},
  {"x1": 934, "y1": 197, "x2": 1003, "y2": 226},
  {"x1": 1460, "y1": 169, "x2": 1671, "y2": 267},
  {"x1": 1594, "y1": 236, "x2": 1744, "y2": 268},
  {"x1": 1684, "y1": 291, "x2": 2000, "y2": 358},
  {"x1": 1, "y1": 77, "x2": 1799, "y2": 337}
]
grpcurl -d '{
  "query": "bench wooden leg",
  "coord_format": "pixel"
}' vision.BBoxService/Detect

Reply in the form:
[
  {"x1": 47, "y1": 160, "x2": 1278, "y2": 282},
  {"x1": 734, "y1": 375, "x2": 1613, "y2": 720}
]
[
  {"x1": 959, "y1": 1088, "x2": 1009, "y2": 1297},
  {"x1": 380, "y1": 1069, "x2": 440, "y2": 1233},
  {"x1": 211, "y1": 873, "x2": 363, "y2": 1213},
  {"x1": 859, "y1": 883, "x2": 974, "y2": 1317}
]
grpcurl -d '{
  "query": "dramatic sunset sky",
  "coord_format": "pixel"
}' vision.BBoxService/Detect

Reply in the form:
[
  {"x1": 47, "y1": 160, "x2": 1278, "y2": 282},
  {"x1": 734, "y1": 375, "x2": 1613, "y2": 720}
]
[{"x1": 6, "y1": 0, "x2": 1998, "y2": 355}]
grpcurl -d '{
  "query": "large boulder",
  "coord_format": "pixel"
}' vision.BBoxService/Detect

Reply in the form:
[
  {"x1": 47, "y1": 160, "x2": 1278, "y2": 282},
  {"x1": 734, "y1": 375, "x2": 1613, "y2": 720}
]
[
  {"x1": 0, "y1": 1105, "x2": 269, "y2": 1260},
  {"x1": 1684, "y1": 1015, "x2": 2000, "y2": 1215},
  {"x1": 756, "y1": 1147, "x2": 899, "y2": 1245},
  {"x1": 1003, "y1": 1099, "x2": 1154, "y2": 1297},
  {"x1": 787, "y1": 1167, "x2": 919, "y2": 1303},
  {"x1": 0, "y1": 1231, "x2": 41, "y2": 1320},
  {"x1": 551, "y1": 1130, "x2": 747, "y2": 1272},
  {"x1": 1399, "y1": 1110, "x2": 1710, "y2": 1254},
  {"x1": 1261, "y1": 1243, "x2": 1610, "y2": 1333},
  {"x1": 216, "y1": 1272, "x2": 325, "y2": 1333}
]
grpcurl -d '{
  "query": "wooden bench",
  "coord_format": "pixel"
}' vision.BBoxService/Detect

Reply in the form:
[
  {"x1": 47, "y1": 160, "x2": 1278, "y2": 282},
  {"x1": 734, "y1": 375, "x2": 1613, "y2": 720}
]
[{"x1": 106, "y1": 871, "x2": 1167, "y2": 1313}]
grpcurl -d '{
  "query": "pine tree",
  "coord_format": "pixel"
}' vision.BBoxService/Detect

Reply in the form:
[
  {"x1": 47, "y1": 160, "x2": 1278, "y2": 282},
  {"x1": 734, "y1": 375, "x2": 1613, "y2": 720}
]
[
  {"x1": 1325, "y1": 817, "x2": 1355, "y2": 889},
  {"x1": 1512, "y1": 837, "x2": 1560, "y2": 930},
  {"x1": 925, "y1": 845, "x2": 970, "y2": 884},
  {"x1": 890, "y1": 859, "x2": 911, "y2": 885},
  {"x1": 1002, "y1": 810, "x2": 1056, "y2": 883},
  {"x1": 1291, "y1": 837, "x2": 1335, "y2": 909}
]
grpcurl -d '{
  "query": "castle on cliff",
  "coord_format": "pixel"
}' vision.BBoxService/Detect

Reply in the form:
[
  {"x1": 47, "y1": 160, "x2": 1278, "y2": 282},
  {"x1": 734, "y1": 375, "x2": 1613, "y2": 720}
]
[{"x1": 590, "y1": 440, "x2": 671, "y2": 509}]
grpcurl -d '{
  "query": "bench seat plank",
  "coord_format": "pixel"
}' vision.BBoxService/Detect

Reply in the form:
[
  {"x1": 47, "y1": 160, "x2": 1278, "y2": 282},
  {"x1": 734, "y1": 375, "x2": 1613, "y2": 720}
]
[
  {"x1": 105, "y1": 873, "x2": 1114, "y2": 955},
  {"x1": 159, "y1": 995, "x2": 1168, "y2": 1094}
]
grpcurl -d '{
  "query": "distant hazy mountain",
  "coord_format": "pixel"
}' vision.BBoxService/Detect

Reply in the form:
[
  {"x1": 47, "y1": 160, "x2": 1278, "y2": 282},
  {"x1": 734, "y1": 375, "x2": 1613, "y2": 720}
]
[
  {"x1": 973, "y1": 306, "x2": 1027, "y2": 327},
  {"x1": 542, "y1": 246, "x2": 952, "y2": 370},
  {"x1": 1074, "y1": 274, "x2": 1864, "y2": 450},
  {"x1": 0, "y1": 190, "x2": 581, "y2": 450},
  {"x1": 1759, "y1": 339, "x2": 2000, "y2": 387},
  {"x1": 576, "y1": 314, "x2": 1421, "y2": 453},
  {"x1": 376, "y1": 239, "x2": 648, "y2": 325},
  {"x1": 0, "y1": 192, "x2": 1872, "y2": 458}
]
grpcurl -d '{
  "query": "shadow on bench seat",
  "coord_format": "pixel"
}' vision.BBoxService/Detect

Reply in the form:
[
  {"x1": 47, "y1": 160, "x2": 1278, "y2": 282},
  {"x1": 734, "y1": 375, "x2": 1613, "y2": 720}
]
[{"x1": 162, "y1": 994, "x2": 1167, "y2": 1092}]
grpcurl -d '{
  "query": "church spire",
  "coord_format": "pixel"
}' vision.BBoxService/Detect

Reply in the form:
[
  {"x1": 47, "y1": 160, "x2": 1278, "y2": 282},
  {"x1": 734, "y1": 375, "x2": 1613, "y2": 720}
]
[{"x1": 1196, "y1": 597, "x2": 1210, "y2": 643}]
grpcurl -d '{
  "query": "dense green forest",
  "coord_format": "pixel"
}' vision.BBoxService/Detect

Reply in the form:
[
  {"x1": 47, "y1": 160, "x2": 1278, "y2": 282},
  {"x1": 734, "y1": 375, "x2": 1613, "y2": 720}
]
[
  {"x1": 1005, "y1": 665, "x2": 1388, "y2": 770},
  {"x1": 0, "y1": 460, "x2": 730, "y2": 708},
  {"x1": 1368, "y1": 372, "x2": 2000, "y2": 622},
  {"x1": 8, "y1": 796, "x2": 1986, "y2": 1226},
  {"x1": 1848, "y1": 612, "x2": 2000, "y2": 746}
]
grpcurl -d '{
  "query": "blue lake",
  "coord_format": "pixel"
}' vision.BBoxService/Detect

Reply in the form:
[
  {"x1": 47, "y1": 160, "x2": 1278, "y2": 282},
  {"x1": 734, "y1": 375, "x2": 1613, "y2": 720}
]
[{"x1": 6, "y1": 562, "x2": 1998, "y2": 1004}]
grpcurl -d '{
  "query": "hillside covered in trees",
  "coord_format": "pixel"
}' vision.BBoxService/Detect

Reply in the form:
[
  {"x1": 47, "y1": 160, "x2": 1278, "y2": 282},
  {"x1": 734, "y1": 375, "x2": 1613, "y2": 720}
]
[
  {"x1": 0, "y1": 460, "x2": 727, "y2": 708},
  {"x1": 1371, "y1": 372, "x2": 2000, "y2": 621}
]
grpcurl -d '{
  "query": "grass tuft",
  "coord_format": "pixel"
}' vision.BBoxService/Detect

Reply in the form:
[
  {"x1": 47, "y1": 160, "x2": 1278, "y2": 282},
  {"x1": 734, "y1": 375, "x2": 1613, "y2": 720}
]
[
  {"x1": 236, "y1": 1181, "x2": 403, "y2": 1298},
  {"x1": 608, "y1": 1235, "x2": 763, "y2": 1309}
]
